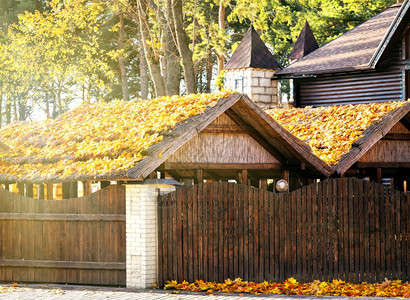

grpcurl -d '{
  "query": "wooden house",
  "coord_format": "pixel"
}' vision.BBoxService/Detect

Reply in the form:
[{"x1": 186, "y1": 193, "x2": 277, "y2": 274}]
[
  {"x1": 0, "y1": 92, "x2": 332, "y2": 198},
  {"x1": 276, "y1": 1, "x2": 410, "y2": 107}
]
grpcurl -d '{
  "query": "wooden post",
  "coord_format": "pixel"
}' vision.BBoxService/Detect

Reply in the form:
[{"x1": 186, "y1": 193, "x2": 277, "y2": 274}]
[
  {"x1": 62, "y1": 182, "x2": 71, "y2": 199},
  {"x1": 38, "y1": 184, "x2": 45, "y2": 200},
  {"x1": 195, "y1": 169, "x2": 203, "y2": 184},
  {"x1": 259, "y1": 179, "x2": 268, "y2": 190},
  {"x1": 82, "y1": 181, "x2": 91, "y2": 196},
  {"x1": 377, "y1": 168, "x2": 382, "y2": 184},
  {"x1": 25, "y1": 183, "x2": 34, "y2": 198},
  {"x1": 242, "y1": 169, "x2": 248, "y2": 186},
  {"x1": 4, "y1": 184, "x2": 9, "y2": 191},
  {"x1": 46, "y1": 183, "x2": 54, "y2": 200},
  {"x1": 17, "y1": 183, "x2": 25, "y2": 196},
  {"x1": 70, "y1": 181, "x2": 78, "y2": 198}
]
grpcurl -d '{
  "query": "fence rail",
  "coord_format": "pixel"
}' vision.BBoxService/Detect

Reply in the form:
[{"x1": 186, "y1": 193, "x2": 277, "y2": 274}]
[{"x1": 158, "y1": 178, "x2": 409, "y2": 285}]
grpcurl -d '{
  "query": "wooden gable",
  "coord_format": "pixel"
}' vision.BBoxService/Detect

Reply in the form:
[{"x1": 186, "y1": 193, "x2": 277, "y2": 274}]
[
  {"x1": 358, "y1": 122, "x2": 410, "y2": 166},
  {"x1": 166, "y1": 113, "x2": 280, "y2": 165}
]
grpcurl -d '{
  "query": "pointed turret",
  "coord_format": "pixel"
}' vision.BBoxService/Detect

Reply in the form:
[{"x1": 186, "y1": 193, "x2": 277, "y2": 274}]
[
  {"x1": 224, "y1": 27, "x2": 281, "y2": 108},
  {"x1": 289, "y1": 21, "x2": 319, "y2": 61},
  {"x1": 225, "y1": 26, "x2": 280, "y2": 70}
]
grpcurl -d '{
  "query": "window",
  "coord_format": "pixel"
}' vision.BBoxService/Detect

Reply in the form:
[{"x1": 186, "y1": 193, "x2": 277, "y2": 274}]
[{"x1": 234, "y1": 76, "x2": 243, "y2": 92}]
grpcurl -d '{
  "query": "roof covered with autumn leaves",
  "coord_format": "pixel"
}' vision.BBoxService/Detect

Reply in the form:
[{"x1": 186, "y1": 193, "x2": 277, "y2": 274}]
[
  {"x1": 0, "y1": 91, "x2": 333, "y2": 183},
  {"x1": 267, "y1": 100, "x2": 410, "y2": 173},
  {"x1": 0, "y1": 92, "x2": 236, "y2": 182},
  {"x1": 0, "y1": 92, "x2": 407, "y2": 183}
]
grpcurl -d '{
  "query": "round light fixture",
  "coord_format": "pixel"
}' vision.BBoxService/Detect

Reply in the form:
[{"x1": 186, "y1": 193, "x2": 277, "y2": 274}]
[{"x1": 276, "y1": 179, "x2": 289, "y2": 192}]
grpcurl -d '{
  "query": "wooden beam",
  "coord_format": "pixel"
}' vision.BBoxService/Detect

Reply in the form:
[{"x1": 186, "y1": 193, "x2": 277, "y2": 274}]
[
  {"x1": 100, "y1": 181, "x2": 111, "y2": 189},
  {"x1": 0, "y1": 259, "x2": 125, "y2": 270},
  {"x1": 0, "y1": 213, "x2": 125, "y2": 222},
  {"x1": 356, "y1": 162, "x2": 410, "y2": 168},
  {"x1": 200, "y1": 124, "x2": 251, "y2": 134},
  {"x1": 160, "y1": 162, "x2": 283, "y2": 170},
  {"x1": 381, "y1": 133, "x2": 410, "y2": 140}
]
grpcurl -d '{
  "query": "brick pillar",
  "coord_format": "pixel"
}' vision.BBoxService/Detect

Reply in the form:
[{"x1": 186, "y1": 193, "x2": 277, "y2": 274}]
[{"x1": 125, "y1": 184, "x2": 176, "y2": 288}]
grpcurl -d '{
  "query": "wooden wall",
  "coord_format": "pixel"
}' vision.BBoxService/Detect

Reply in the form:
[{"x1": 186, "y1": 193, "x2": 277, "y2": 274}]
[
  {"x1": 295, "y1": 43, "x2": 404, "y2": 107},
  {"x1": 167, "y1": 113, "x2": 280, "y2": 164}
]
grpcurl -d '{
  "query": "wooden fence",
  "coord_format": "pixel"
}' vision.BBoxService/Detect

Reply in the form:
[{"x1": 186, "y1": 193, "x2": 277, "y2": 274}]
[
  {"x1": 0, "y1": 185, "x2": 126, "y2": 285},
  {"x1": 157, "y1": 178, "x2": 409, "y2": 285}
]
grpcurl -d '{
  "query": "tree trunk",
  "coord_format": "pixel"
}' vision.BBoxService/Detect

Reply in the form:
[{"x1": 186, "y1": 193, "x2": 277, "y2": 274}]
[
  {"x1": 118, "y1": 14, "x2": 130, "y2": 101},
  {"x1": 205, "y1": 51, "x2": 213, "y2": 93},
  {"x1": 170, "y1": 0, "x2": 196, "y2": 94},
  {"x1": 137, "y1": 0, "x2": 166, "y2": 97},
  {"x1": 139, "y1": 41, "x2": 149, "y2": 99},
  {"x1": 164, "y1": 0, "x2": 180, "y2": 96},
  {"x1": 217, "y1": 1, "x2": 226, "y2": 75}
]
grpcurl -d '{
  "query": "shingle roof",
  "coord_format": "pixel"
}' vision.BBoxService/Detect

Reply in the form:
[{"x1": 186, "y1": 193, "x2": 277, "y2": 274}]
[
  {"x1": 289, "y1": 21, "x2": 319, "y2": 61},
  {"x1": 276, "y1": 2, "x2": 408, "y2": 76},
  {"x1": 224, "y1": 26, "x2": 280, "y2": 70}
]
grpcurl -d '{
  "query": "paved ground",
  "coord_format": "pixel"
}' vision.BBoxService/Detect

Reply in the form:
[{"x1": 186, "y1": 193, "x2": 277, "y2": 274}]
[{"x1": 0, "y1": 284, "x2": 405, "y2": 300}]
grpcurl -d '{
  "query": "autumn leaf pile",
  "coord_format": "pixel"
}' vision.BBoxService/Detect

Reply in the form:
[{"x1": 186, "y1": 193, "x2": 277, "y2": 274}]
[
  {"x1": 267, "y1": 102, "x2": 405, "y2": 165},
  {"x1": 164, "y1": 278, "x2": 410, "y2": 297},
  {"x1": 0, "y1": 91, "x2": 234, "y2": 182}
]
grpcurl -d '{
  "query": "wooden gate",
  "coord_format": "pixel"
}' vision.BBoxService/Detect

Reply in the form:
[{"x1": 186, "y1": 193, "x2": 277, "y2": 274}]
[
  {"x1": 157, "y1": 178, "x2": 409, "y2": 285},
  {"x1": 0, "y1": 185, "x2": 126, "y2": 285}
]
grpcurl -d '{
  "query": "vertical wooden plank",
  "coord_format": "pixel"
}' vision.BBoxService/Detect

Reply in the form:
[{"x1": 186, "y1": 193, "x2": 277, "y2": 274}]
[
  {"x1": 157, "y1": 192, "x2": 165, "y2": 288},
  {"x1": 208, "y1": 183, "x2": 215, "y2": 282},
  {"x1": 171, "y1": 188, "x2": 179, "y2": 281},
  {"x1": 347, "y1": 179, "x2": 354, "y2": 283},
  {"x1": 62, "y1": 182, "x2": 71, "y2": 199},
  {"x1": 238, "y1": 184, "x2": 245, "y2": 280},
  {"x1": 269, "y1": 190, "x2": 275, "y2": 281},
  {"x1": 374, "y1": 182, "x2": 382, "y2": 283},
  {"x1": 369, "y1": 181, "x2": 376, "y2": 282},
  {"x1": 278, "y1": 193, "x2": 285, "y2": 281},
  {"x1": 301, "y1": 186, "x2": 307, "y2": 282},
  {"x1": 233, "y1": 183, "x2": 239, "y2": 279},
  {"x1": 311, "y1": 182, "x2": 318, "y2": 281},
  {"x1": 197, "y1": 183, "x2": 204, "y2": 280},
  {"x1": 257, "y1": 188, "x2": 263, "y2": 282},
  {"x1": 26, "y1": 184, "x2": 34, "y2": 198},
  {"x1": 362, "y1": 180, "x2": 370, "y2": 282},
  {"x1": 394, "y1": 189, "x2": 401, "y2": 281},
  {"x1": 243, "y1": 183, "x2": 249, "y2": 281},
  {"x1": 353, "y1": 179, "x2": 360, "y2": 283},
  {"x1": 223, "y1": 182, "x2": 229, "y2": 281},
  {"x1": 218, "y1": 182, "x2": 225, "y2": 282},
  {"x1": 327, "y1": 180, "x2": 334, "y2": 282},
  {"x1": 176, "y1": 188, "x2": 183, "y2": 282},
  {"x1": 38, "y1": 184, "x2": 45, "y2": 200},
  {"x1": 248, "y1": 185, "x2": 254, "y2": 281},
  {"x1": 358, "y1": 180, "x2": 365, "y2": 282},
  {"x1": 187, "y1": 185, "x2": 193, "y2": 282},
  {"x1": 202, "y1": 183, "x2": 208, "y2": 281}
]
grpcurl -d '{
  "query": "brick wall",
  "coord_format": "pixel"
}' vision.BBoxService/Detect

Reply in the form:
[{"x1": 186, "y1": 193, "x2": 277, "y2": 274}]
[
  {"x1": 125, "y1": 184, "x2": 176, "y2": 288},
  {"x1": 225, "y1": 68, "x2": 279, "y2": 108}
]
